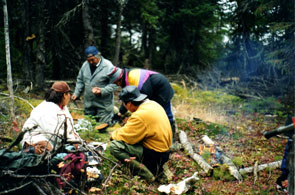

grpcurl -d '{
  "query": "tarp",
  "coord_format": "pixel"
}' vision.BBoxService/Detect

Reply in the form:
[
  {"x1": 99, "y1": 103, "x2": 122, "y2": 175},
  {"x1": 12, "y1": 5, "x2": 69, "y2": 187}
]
[{"x1": 0, "y1": 149, "x2": 44, "y2": 171}]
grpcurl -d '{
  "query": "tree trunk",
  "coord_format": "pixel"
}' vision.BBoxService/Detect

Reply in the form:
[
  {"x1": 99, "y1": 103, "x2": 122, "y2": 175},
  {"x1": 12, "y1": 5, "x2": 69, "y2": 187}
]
[
  {"x1": 35, "y1": 0, "x2": 46, "y2": 89},
  {"x1": 82, "y1": 0, "x2": 94, "y2": 47},
  {"x1": 142, "y1": 23, "x2": 148, "y2": 61},
  {"x1": 147, "y1": 28, "x2": 155, "y2": 70},
  {"x1": 99, "y1": 0, "x2": 111, "y2": 57},
  {"x1": 2, "y1": 0, "x2": 16, "y2": 134},
  {"x1": 113, "y1": 0, "x2": 125, "y2": 66},
  {"x1": 21, "y1": 0, "x2": 33, "y2": 81}
]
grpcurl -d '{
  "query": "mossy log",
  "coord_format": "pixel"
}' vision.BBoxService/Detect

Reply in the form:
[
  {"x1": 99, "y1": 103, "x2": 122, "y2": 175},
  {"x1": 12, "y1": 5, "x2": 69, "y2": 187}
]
[{"x1": 201, "y1": 135, "x2": 243, "y2": 181}]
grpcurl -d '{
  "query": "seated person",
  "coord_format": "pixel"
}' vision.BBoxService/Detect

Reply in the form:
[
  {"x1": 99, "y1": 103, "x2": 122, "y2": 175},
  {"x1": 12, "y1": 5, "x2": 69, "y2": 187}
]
[
  {"x1": 21, "y1": 81, "x2": 81, "y2": 154},
  {"x1": 109, "y1": 86, "x2": 172, "y2": 181}
]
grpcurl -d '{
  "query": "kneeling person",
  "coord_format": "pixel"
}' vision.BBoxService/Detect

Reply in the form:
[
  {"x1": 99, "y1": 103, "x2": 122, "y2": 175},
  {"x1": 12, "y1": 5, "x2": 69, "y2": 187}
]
[{"x1": 110, "y1": 86, "x2": 172, "y2": 181}]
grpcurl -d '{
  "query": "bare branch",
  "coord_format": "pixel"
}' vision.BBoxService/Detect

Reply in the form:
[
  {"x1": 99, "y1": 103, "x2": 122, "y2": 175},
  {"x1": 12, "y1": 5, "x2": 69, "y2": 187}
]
[
  {"x1": 1, "y1": 172, "x2": 87, "y2": 195},
  {"x1": 0, "y1": 92, "x2": 34, "y2": 109},
  {"x1": 55, "y1": 3, "x2": 82, "y2": 28},
  {"x1": 0, "y1": 181, "x2": 32, "y2": 194}
]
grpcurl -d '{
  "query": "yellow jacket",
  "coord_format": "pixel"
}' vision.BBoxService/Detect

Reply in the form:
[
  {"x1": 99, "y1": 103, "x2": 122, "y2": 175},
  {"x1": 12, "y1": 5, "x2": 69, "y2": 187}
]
[{"x1": 112, "y1": 100, "x2": 172, "y2": 152}]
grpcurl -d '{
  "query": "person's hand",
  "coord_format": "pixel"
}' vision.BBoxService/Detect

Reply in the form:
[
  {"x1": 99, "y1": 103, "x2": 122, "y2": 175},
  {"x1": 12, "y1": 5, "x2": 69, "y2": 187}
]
[
  {"x1": 112, "y1": 113, "x2": 122, "y2": 122},
  {"x1": 71, "y1": 94, "x2": 77, "y2": 101},
  {"x1": 73, "y1": 143, "x2": 79, "y2": 149},
  {"x1": 282, "y1": 180, "x2": 288, "y2": 188},
  {"x1": 92, "y1": 87, "x2": 101, "y2": 95}
]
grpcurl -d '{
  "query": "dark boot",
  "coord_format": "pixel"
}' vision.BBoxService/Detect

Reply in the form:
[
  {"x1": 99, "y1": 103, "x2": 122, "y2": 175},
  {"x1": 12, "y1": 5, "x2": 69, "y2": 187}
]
[{"x1": 128, "y1": 160, "x2": 155, "y2": 182}]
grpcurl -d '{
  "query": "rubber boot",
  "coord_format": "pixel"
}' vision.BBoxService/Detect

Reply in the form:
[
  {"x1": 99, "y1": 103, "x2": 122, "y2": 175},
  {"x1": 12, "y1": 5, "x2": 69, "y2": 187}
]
[{"x1": 128, "y1": 160, "x2": 155, "y2": 182}]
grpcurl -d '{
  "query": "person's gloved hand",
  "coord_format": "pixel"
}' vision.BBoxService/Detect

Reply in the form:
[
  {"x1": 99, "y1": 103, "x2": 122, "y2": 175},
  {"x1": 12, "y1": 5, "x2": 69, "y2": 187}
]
[{"x1": 111, "y1": 113, "x2": 121, "y2": 123}]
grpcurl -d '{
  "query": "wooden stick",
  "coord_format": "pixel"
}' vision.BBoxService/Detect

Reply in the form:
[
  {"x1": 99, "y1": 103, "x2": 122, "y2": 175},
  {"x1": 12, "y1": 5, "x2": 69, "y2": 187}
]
[{"x1": 253, "y1": 161, "x2": 258, "y2": 184}]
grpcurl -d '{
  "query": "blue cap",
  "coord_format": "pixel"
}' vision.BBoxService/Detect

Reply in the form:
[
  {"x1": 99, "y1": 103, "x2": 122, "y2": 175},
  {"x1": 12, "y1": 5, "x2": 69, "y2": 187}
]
[{"x1": 85, "y1": 46, "x2": 98, "y2": 57}]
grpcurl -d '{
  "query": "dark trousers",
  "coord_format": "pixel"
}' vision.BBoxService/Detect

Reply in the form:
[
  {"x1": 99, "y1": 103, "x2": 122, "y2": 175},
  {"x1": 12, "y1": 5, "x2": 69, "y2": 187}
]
[
  {"x1": 142, "y1": 147, "x2": 170, "y2": 176},
  {"x1": 277, "y1": 115, "x2": 294, "y2": 186}
]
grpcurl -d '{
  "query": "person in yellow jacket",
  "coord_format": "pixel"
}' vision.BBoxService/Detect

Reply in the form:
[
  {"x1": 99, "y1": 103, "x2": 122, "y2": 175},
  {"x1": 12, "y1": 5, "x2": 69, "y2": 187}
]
[{"x1": 109, "y1": 85, "x2": 172, "y2": 181}]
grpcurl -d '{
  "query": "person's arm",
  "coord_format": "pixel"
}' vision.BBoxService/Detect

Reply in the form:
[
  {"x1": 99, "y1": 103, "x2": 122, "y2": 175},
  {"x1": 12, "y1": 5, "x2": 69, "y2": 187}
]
[
  {"x1": 100, "y1": 84, "x2": 118, "y2": 97},
  {"x1": 111, "y1": 115, "x2": 146, "y2": 145}
]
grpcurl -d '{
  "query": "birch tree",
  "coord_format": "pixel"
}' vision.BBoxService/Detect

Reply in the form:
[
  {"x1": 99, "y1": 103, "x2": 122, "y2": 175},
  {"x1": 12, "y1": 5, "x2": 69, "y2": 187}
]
[{"x1": 2, "y1": 0, "x2": 16, "y2": 134}]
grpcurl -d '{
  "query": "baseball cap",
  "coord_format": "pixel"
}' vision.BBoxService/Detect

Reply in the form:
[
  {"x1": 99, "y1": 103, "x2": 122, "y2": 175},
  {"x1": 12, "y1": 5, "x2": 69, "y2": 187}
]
[{"x1": 119, "y1": 86, "x2": 147, "y2": 102}]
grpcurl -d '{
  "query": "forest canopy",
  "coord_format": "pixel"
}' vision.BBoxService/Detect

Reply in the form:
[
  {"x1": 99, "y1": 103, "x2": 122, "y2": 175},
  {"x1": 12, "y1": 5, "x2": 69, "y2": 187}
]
[{"x1": 0, "y1": 0, "x2": 294, "y2": 92}]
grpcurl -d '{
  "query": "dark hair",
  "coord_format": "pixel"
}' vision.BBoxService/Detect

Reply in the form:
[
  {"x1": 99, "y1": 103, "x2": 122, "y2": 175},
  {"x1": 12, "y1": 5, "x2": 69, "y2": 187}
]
[
  {"x1": 45, "y1": 89, "x2": 67, "y2": 104},
  {"x1": 123, "y1": 100, "x2": 143, "y2": 107}
]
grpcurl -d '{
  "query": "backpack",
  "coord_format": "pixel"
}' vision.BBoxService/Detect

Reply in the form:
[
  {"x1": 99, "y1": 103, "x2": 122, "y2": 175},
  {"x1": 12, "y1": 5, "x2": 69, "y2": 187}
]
[{"x1": 56, "y1": 152, "x2": 86, "y2": 189}]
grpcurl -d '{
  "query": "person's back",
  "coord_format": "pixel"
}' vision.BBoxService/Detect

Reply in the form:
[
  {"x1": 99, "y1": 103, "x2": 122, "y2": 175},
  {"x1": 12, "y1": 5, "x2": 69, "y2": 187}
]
[
  {"x1": 130, "y1": 99, "x2": 172, "y2": 152},
  {"x1": 127, "y1": 68, "x2": 174, "y2": 108},
  {"x1": 22, "y1": 81, "x2": 81, "y2": 154}
]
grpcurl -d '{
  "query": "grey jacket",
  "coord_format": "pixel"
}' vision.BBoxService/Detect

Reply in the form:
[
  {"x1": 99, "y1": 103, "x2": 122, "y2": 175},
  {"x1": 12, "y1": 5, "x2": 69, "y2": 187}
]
[{"x1": 73, "y1": 56, "x2": 117, "y2": 121}]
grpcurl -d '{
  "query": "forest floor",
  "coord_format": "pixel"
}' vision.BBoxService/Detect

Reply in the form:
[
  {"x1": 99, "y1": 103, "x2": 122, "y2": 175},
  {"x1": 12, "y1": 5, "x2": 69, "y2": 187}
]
[{"x1": 0, "y1": 78, "x2": 292, "y2": 194}]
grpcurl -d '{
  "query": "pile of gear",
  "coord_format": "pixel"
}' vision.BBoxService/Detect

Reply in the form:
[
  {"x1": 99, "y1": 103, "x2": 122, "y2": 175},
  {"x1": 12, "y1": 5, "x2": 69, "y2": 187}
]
[{"x1": 0, "y1": 135, "x2": 106, "y2": 195}]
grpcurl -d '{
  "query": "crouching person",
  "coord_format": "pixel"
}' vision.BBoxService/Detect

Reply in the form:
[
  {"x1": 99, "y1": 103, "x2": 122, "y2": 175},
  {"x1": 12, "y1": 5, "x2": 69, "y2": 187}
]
[
  {"x1": 109, "y1": 86, "x2": 172, "y2": 181},
  {"x1": 21, "y1": 81, "x2": 82, "y2": 154}
]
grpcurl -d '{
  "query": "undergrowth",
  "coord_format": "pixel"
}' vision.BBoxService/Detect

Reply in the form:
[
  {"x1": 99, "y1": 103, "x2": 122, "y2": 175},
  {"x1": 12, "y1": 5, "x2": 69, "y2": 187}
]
[{"x1": 0, "y1": 82, "x2": 290, "y2": 194}]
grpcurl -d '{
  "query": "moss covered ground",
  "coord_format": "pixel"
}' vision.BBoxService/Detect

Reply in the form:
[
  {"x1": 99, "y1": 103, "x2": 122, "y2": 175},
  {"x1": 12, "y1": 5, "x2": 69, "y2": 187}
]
[{"x1": 0, "y1": 83, "x2": 290, "y2": 194}]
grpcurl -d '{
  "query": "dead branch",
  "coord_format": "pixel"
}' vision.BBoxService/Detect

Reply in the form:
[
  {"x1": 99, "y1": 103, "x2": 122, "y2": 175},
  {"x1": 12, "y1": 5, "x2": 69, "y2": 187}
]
[
  {"x1": 239, "y1": 160, "x2": 282, "y2": 175},
  {"x1": 32, "y1": 181, "x2": 47, "y2": 195},
  {"x1": 55, "y1": 3, "x2": 82, "y2": 28},
  {"x1": 234, "y1": 92, "x2": 262, "y2": 100},
  {"x1": 102, "y1": 163, "x2": 119, "y2": 194},
  {"x1": 0, "y1": 181, "x2": 33, "y2": 194},
  {"x1": 0, "y1": 92, "x2": 34, "y2": 109},
  {"x1": 1, "y1": 171, "x2": 87, "y2": 195},
  {"x1": 179, "y1": 130, "x2": 212, "y2": 173},
  {"x1": 253, "y1": 161, "x2": 258, "y2": 184}
]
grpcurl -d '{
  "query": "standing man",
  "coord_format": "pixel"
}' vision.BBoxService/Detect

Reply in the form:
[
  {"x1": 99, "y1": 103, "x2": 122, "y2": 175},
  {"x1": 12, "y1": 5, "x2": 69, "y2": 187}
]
[
  {"x1": 110, "y1": 86, "x2": 172, "y2": 181},
  {"x1": 72, "y1": 46, "x2": 117, "y2": 125},
  {"x1": 108, "y1": 67, "x2": 176, "y2": 139}
]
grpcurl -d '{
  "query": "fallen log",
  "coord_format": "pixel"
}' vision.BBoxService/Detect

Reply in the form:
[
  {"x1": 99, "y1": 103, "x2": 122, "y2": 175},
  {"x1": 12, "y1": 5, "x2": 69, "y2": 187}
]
[
  {"x1": 239, "y1": 160, "x2": 282, "y2": 175},
  {"x1": 201, "y1": 135, "x2": 243, "y2": 181},
  {"x1": 179, "y1": 130, "x2": 212, "y2": 173}
]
